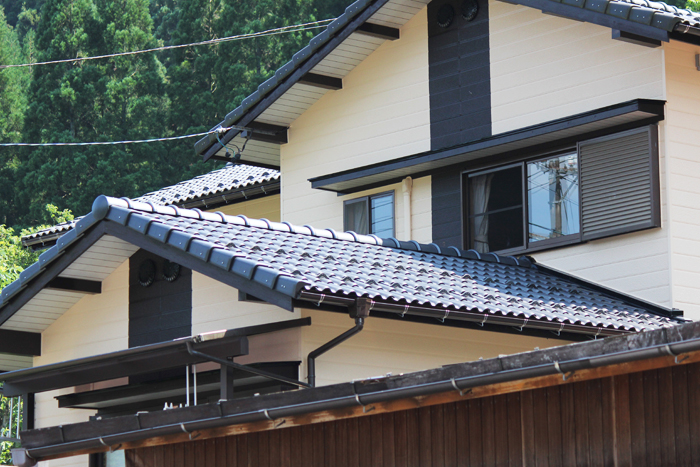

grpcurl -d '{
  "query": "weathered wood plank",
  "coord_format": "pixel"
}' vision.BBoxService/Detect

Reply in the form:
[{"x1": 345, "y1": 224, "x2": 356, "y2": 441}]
[
  {"x1": 431, "y1": 404, "x2": 445, "y2": 467},
  {"x1": 443, "y1": 403, "x2": 457, "y2": 467},
  {"x1": 520, "y1": 390, "x2": 536, "y2": 467},
  {"x1": 612, "y1": 375, "x2": 632, "y2": 467},
  {"x1": 468, "y1": 400, "x2": 483, "y2": 467},
  {"x1": 419, "y1": 406, "x2": 432, "y2": 467},
  {"x1": 657, "y1": 367, "x2": 677, "y2": 466},
  {"x1": 573, "y1": 381, "x2": 590, "y2": 466},
  {"x1": 672, "y1": 365, "x2": 691, "y2": 467},
  {"x1": 643, "y1": 370, "x2": 661, "y2": 466},
  {"x1": 481, "y1": 396, "x2": 496, "y2": 467},
  {"x1": 506, "y1": 393, "x2": 522, "y2": 467}
]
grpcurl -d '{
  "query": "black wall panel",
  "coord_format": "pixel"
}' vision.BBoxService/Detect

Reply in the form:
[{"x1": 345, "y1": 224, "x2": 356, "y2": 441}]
[
  {"x1": 431, "y1": 168, "x2": 463, "y2": 249},
  {"x1": 428, "y1": 0, "x2": 491, "y2": 246},
  {"x1": 129, "y1": 249, "x2": 192, "y2": 348},
  {"x1": 428, "y1": 0, "x2": 492, "y2": 151}
]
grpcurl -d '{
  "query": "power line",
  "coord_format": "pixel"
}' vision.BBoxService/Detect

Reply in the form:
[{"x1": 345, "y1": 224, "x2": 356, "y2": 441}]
[
  {"x1": 0, "y1": 19, "x2": 335, "y2": 70},
  {"x1": 0, "y1": 128, "x2": 233, "y2": 147}
]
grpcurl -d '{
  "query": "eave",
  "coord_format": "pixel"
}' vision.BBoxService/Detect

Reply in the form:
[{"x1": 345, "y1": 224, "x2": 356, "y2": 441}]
[{"x1": 309, "y1": 98, "x2": 665, "y2": 193}]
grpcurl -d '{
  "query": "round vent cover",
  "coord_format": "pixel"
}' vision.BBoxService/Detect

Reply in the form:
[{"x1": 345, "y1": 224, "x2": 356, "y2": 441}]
[
  {"x1": 163, "y1": 260, "x2": 181, "y2": 282},
  {"x1": 138, "y1": 259, "x2": 156, "y2": 287},
  {"x1": 461, "y1": 0, "x2": 478, "y2": 21},
  {"x1": 436, "y1": 3, "x2": 455, "y2": 28}
]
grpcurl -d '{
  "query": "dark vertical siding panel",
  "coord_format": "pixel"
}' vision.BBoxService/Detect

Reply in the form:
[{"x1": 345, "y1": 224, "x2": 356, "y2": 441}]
[
  {"x1": 383, "y1": 413, "x2": 396, "y2": 467},
  {"x1": 406, "y1": 408, "x2": 420, "y2": 467},
  {"x1": 443, "y1": 403, "x2": 457, "y2": 467},
  {"x1": 546, "y1": 387, "x2": 563, "y2": 466},
  {"x1": 506, "y1": 393, "x2": 522, "y2": 467},
  {"x1": 492, "y1": 395, "x2": 508, "y2": 467},
  {"x1": 613, "y1": 375, "x2": 632, "y2": 467},
  {"x1": 601, "y1": 378, "x2": 615, "y2": 467},
  {"x1": 359, "y1": 416, "x2": 373, "y2": 467},
  {"x1": 312, "y1": 424, "x2": 324, "y2": 467},
  {"x1": 520, "y1": 390, "x2": 536, "y2": 467},
  {"x1": 643, "y1": 370, "x2": 661, "y2": 466},
  {"x1": 455, "y1": 401, "x2": 470, "y2": 467},
  {"x1": 628, "y1": 371, "x2": 647, "y2": 467},
  {"x1": 481, "y1": 396, "x2": 496, "y2": 467},
  {"x1": 468, "y1": 399, "x2": 483, "y2": 467},
  {"x1": 226, "y1": 435, "x2": 237, "y2": 467},
  {"x1": 371, "y1": 412, "x2": 384, "y2": 467},
  {"x1": 672, "y1": 365, "x2": 691, "y2": 467},
  {"x1": 236, "y1": 433, "x2": 248, "y2": 467},
  {"x1": 532, "y1": 388, "x2": 549, "y2": 467},
  {"x1": 431, "y1": 405, "x2": 445, "y2": 467},
  {"x1": 587, "y1": 380, "x2": 605, "y2": 467},
  {"x1": 269, "y1": 430, "x2": 280, "y2": 467},
  {"x1": 573, "y1": 382, "x2": 590, "y2": 466},
  {"x1": 419, "y1": 406, "x2": 433, "y2": 467},
  {"x1": 214, "y1": 437, "x2": 227, "y2": 467},
  {"x1": 347, "y1": 417, "x2": 360, "y2": 467},
  {"x1": 428, "y1": 0, "x2": 491, "y2": 151},
  {"x1": 395, "y1": 411, "x2": 408, "y2": 467},
  {"x1": 129, "y1": 249, "x2": 192, "y2": 349},
  {"x1": 559, "y1": 384, "x2": 576, "y2": 466},
  {"x1": 431, "y1": 169, "x2": 462, "y2": 249},
  {"x1": 657, "y1": 367, "x2": 677, "y2": 465},
  {"x1": 688, "y1": 363, "x2": 700, "y2": 465}
]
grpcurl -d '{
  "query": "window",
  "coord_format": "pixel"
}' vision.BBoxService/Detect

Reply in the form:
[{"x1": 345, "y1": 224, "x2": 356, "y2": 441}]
[
  {"x1": 464, "y1": 126, "x2": 659, "y2": 254},
  {"x1": 344, "y1": 192, "x2": 395, "y2": 238}
]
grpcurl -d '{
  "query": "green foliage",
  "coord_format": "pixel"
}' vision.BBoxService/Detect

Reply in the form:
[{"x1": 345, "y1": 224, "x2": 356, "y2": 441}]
[
  {"x1": 687, "y1": 0, "x2": 700, "y2": 11},
  {"x1": 0, "y1": 394, "x2": 22, "y2": 465}
]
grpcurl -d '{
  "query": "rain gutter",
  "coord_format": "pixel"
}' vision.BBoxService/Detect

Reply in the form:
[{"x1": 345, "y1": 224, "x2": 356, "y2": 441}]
[{"x1": 14, "y1": 335, "x2": 700, "y2": 465}]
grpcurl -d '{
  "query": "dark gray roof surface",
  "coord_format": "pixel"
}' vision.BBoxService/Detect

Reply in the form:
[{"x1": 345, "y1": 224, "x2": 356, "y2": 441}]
[
  {"x1": 5, "y1": 195, "x2": 679, "y2": 336},
  {"x1": 22, "y1": 164, "x2": 280, "y2": 246}
]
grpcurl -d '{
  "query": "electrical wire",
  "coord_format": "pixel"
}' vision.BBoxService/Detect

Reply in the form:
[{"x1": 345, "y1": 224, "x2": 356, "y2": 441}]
[
  {"x1": 0, "y1": 128, "x2": 232, "y2": 147},
  {"x1": 0, "y1": 19, "x2": 335, "y2": 70}
]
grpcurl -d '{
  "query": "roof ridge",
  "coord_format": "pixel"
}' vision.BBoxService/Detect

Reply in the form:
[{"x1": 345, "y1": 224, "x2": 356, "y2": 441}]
[{"x1": 96, "y1": 196, "x2": 535, "y2": 268}]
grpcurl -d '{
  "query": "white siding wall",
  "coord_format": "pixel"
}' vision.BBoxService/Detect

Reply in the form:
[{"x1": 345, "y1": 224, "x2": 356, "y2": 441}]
[
  {"x1": 34, "y1": 260, "x2": 129, "y2": 467},
  {"x1": 300, "y1": 308, "x2": 567, "y2": 387},
  {"x1": 281, "y1": 7, "x2": 431, "y2": 233},
  {"x1": 489, "y1": 0, "x2": 665, "y2": 134},
  {"x1": 664, "y1": 40, "x2": 700, "y2": 320}
]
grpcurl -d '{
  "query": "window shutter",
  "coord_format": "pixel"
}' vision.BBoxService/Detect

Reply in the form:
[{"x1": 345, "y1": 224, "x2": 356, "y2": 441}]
[{"x1": 578, "y1": 126, "x2": 660, "y2": 241}]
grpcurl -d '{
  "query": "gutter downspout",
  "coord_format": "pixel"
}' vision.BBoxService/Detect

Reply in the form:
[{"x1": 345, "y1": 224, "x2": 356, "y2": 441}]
[
  {"x1": 402, "y1": 177, "x2": 412, "y2": 240},
  {"x1": 307, "y1": 298, "x2": 371, "y2": 387}
]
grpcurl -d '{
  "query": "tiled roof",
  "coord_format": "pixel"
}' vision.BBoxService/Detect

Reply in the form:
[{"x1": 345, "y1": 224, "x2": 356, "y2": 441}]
[
  {"x1": 550, "y1": 0, "x2": 700, "y2": 29},
  {"x1": 5, "y1": 196, "x2": 680, "y2": 336},
  {"x1": 21, "y1": 164, "x2": 280, "y2": 247}
]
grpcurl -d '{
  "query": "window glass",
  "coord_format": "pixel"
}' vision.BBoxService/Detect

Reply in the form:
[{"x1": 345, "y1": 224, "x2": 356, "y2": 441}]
[
  {"x1": 527, "y1": 153, "x2": 580, "y2": 243},
  {"x1": 371, "y1": 193, "x2": 394, "y2": 238},
  {"x1": 469, "y1": 166, "x2": 523, "y2": 253},
  {"x1": 344, "y1": 198, "x2": 369, "y2": 234}
]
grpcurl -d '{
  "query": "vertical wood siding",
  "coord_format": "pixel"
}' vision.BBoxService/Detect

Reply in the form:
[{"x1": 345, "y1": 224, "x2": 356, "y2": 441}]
[
  {"x1": 126, "y1": 362, "x2": 700, "y2": 467},
  {"x1": 281, "y1": 8, "x2": 430, "y2": 232},
  {"x1": 489, "y1": 0, "x2": 665, "y2": 135},
  {"x1": 663, "y1": 40, "x2": 700, "y2": 321}
]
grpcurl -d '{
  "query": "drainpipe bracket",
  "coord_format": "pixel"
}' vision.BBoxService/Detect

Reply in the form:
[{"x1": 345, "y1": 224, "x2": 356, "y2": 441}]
[{"x1": 349, "y1": 297, "x2": 372, "y2": 319}]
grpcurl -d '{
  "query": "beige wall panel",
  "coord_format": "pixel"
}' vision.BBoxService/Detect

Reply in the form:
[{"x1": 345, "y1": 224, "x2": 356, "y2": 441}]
[
  {"x1": 300, "y1": 308, "x2": 567, "y2": 387},
  {"x1": 489, "y1": 0, "x2": 665, "y2": 134},
  {"x1": 664, "y1": 40, "x2": 700, "y2": 320},
  {"x1": 34, "y1": 260, "x2": 129, "y2": 467},
  {"x1": 191, "y1": 271, "x2": 300, "y2": 336},
  {"x1": 215, "y1": 194, "x2": 280, "y2": 221},
  {"x1": 282, "y1": 7, "x2": 430, "y2": 234}
]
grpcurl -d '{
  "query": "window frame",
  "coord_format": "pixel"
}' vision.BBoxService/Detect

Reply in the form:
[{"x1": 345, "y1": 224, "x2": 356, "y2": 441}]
[
  {"x1": 343, "y1": 190, "x2": 396, "y2": 238},
  {"x1": 463, "y1": 147, "x2": 583, "y2": 255}
]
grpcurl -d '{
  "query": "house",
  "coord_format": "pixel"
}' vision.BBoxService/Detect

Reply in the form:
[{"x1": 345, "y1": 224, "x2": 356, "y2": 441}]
[{"x1": 2, "y1": 0, "x2": 700, "y2": 463}]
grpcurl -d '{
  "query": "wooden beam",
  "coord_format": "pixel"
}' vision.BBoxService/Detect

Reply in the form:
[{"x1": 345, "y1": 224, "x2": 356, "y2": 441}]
[
  {"x1": 298, "y1": 72, "x2": 343, "y2": 91},
  {"x1": 612, "y1": 29, "x2": 661, "y2": 48},
  {"x1": 0, "y1": 329, "x2": 41, "y2": 356},
  {"x1": 356, "y1": 22, "x2": 400, "y2": 40},
  {"x1": 244, "y1": 122, "x2": 288, "y2": 145},
  {"x1": 46, "y1": 277, "x2": 101, "y2": 295}
]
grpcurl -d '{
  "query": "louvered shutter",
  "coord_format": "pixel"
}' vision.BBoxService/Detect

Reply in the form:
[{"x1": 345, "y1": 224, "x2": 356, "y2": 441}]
[{"x1": 578, "y1": 126, "x2": 660, "y2": 241}]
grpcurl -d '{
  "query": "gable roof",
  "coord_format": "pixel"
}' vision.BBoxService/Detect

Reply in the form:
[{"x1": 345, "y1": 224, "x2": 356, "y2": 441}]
[
  {"x1": 194, "y1": 0, "x2": 700, "y2": 164},
  {"x1": 21, "y1": 163, "x2": 280, "y2": 249},
  {"x1": 1, "y1": 196, "x2": 682, "y2": 338}
]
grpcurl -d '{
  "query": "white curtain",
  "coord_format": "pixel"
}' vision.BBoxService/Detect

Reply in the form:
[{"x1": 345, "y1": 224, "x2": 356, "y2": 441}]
[{"x1": 471, "y1": 174, "x2": 494, "y2": 253}]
